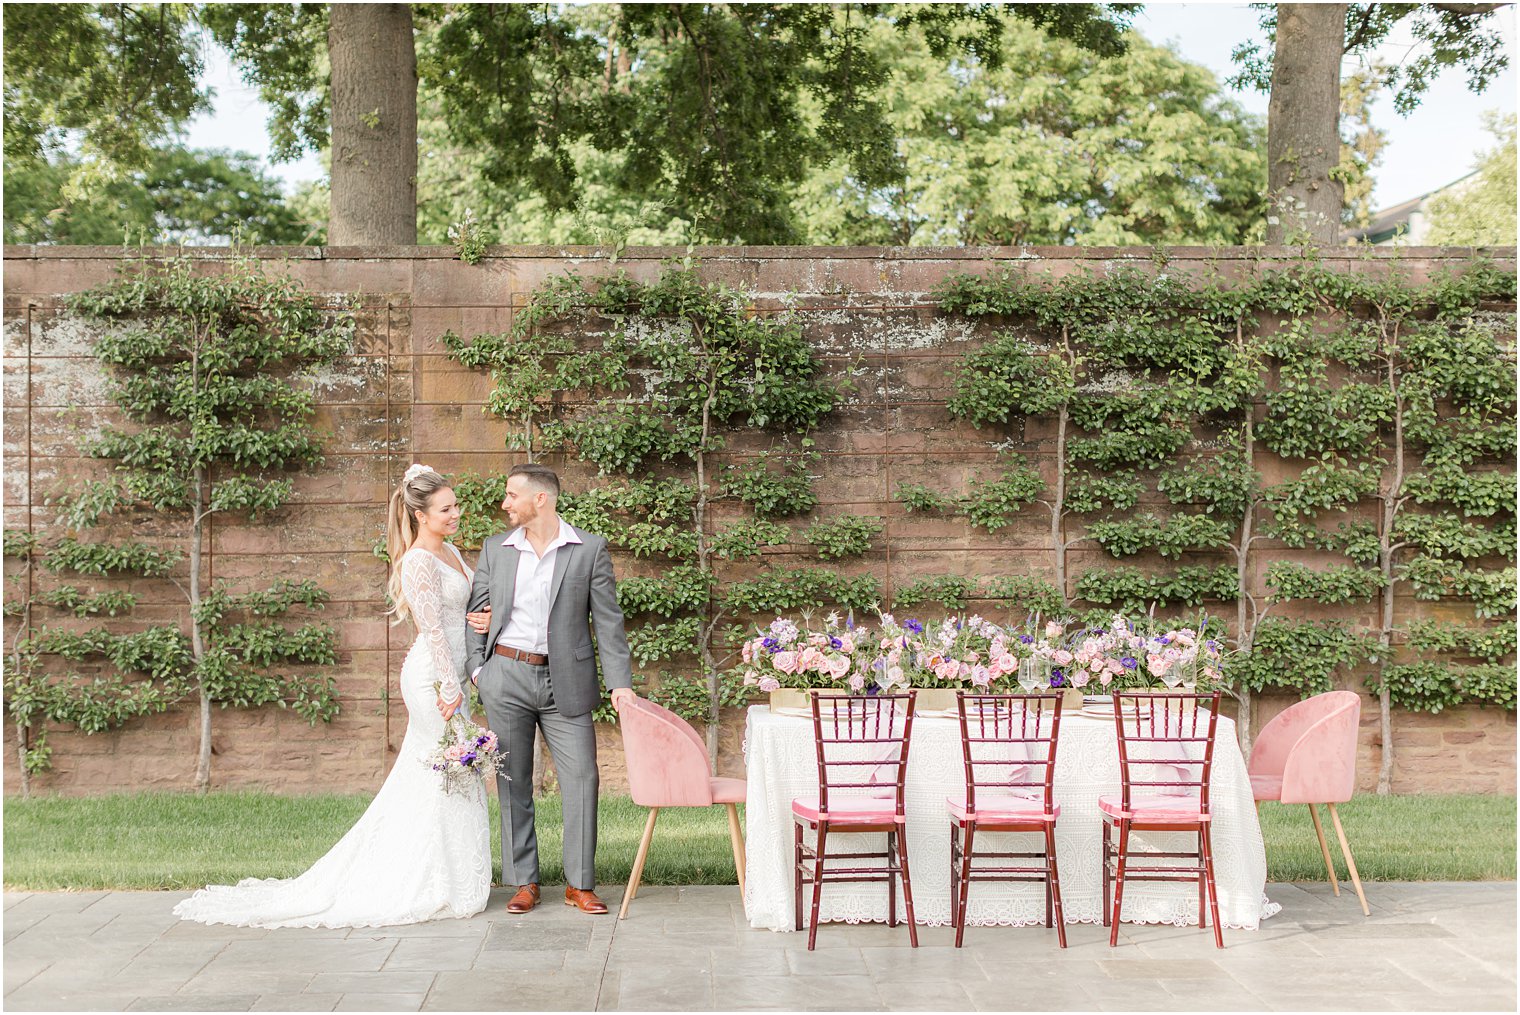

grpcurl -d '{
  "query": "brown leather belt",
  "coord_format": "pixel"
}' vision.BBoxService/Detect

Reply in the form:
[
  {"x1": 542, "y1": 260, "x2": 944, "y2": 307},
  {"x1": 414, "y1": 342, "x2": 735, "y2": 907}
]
[{"x1": 495, "y1": 644, "x2": 549, "y2": 666}]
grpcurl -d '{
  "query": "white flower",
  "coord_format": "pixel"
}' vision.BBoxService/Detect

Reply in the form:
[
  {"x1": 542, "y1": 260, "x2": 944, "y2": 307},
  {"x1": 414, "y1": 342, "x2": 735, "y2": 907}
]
[{"x1": 404, "y1": 463, "x2": 434, "y2": 483}]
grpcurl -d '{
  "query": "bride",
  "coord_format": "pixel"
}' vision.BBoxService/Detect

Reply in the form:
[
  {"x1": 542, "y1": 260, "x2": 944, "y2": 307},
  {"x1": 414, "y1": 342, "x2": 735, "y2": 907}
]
[{"x1": 174, "y1": 465, "x2": 493, "y2": 928}]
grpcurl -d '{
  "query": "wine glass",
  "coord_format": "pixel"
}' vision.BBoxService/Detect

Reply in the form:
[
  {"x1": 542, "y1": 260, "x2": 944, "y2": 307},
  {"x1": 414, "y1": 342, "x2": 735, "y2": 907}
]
[{"x1": 1018, "y1": 656, "x2": 1042, "y2": 695}]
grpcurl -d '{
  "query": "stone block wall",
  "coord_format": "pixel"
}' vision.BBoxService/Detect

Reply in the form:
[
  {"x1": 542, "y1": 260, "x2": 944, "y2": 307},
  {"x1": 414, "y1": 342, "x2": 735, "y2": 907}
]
[{"x1": 3, "y1": 244, "x2": 1514, "y2": 797}]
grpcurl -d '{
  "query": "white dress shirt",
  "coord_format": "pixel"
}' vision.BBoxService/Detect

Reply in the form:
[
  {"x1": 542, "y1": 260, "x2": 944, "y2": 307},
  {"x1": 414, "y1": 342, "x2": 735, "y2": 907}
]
[{"x1": 496, "y1": 519, "x2": 582, "y2": 655}]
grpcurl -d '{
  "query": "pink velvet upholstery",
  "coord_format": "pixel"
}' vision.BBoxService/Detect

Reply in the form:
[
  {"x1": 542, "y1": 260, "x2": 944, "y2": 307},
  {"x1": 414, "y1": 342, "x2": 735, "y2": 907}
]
[
  {"x1": 1248, "y1": 691, "x2": 1360, "y2": 805},
  {"x1": 618, "y1": 696, "x2": 727, "y2": 807},
  {"x1": 615, "y1": 696, "x2": 748, "y2": 920},
  {"x1": 946, "y1": 793, "x2": 1059, "y2": 823},
  {"x1": 1098, "y1": 794, "x2": 1211, "y2": 823}
]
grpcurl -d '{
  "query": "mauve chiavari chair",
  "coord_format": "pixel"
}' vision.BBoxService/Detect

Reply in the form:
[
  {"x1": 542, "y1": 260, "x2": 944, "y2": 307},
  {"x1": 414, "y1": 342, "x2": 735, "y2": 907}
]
[
  {"x1": 1100, "y1": 690, "x2": 1224, "y2": 949},
  {"x1": 792, "y1": 691, "x2": 919, "y2": 951},
  {"x1": 949, "y1": 692, "x2": 1066, "y2": 948}
]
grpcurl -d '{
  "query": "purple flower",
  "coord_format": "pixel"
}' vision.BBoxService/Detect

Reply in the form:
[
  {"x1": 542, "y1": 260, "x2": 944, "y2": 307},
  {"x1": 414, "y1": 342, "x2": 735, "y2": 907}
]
[
  {"x1": 846, "y1": 616, "x2": 856, "y2": 631},
  {"x1": 1019, "y1": 634, "x2": 1034, "y2": 644},
  {"x1": 1049, "y1": 669, "x2": 1066, "y2": 688},
  {"x1": 1206, "y1": 639, "x2": 1218, "y2": 650},
  {"x1": 905, "y1": 619, "x2": 924, "y2": 634},
  {"x1": 1121, "y1": 656, "x2": 1138, "y2": 670},
  {"x1": 461, "y1": 751, "x2": 477, "y2": 766},
  {"x1": 829, "y1": 636, "x2": 843, "y2": 649},
  {"x1": 762, "y1": 637, "x2": 779, "y2": 651},
  {"x1": 1159, "y1": 636, "x2": 1172, "y2": 645}
]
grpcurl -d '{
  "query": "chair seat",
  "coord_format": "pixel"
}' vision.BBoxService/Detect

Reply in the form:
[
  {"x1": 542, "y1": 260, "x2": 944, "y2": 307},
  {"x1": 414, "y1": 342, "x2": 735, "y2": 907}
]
[
  {"x1": 947, "y1": 794, "x2": 1058, "y2": 823},
  {"x1": 1098, "y1": 794, "x2": 1211, "y2": 823},
  {"x1": 792, "y1": 794, "x2": 903, "y2": 824},
  {"x1": 1249, "y1": 774, "x2": 1283, "y2": 802},
  {"x1": 710, "y1": 777, "x2": 746, "y2": 804}
]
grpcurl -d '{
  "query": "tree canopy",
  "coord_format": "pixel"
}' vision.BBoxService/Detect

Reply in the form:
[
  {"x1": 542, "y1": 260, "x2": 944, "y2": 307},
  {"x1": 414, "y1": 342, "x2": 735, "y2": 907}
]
[{"x1": 1425, "y1": 112, "x2": 1518, "y2": 245}]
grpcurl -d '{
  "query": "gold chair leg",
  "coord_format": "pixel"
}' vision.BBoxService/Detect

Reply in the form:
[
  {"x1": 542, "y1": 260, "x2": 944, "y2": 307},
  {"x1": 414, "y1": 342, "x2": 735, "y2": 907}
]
[
  {"x1": 1307, "y1": 803, "x2": 1341, "y2": 896},
  {"x1": 1327, "y1": 803, "x2": 1370, "y2": 917},
  {"x1": 725, "y1": 802, "x2": 747, "y2": 901},
  {"x1": 619, "y1": 807, "x2": 659, "y2": 920}
]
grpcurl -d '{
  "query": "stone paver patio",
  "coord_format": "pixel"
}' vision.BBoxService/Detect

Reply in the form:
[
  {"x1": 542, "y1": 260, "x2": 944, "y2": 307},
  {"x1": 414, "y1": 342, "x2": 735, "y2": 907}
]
[{"x1": 3, "y1": 883, "x2": 1514, "y2": 1011}]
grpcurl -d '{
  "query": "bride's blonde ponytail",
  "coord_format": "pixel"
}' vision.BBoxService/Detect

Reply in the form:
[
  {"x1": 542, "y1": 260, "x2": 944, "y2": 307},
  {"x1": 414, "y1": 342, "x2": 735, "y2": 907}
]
[{"x1": 385, "y1": 466, "x2": 451, "y2": 623}]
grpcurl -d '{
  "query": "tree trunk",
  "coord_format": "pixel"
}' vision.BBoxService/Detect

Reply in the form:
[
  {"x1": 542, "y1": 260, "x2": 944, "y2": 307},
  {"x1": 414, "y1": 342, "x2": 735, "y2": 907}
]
[
  {"x1": 191, "y1": 468, "x2": 211, "y2": 794},
  {"x1": 1376, "y1": 350, "x2": 1404, "y2": 796},
  {"x1": 328, "y1": 4, "x2": 418, "y2": 244},
  {"x1": 1265, "y1": 4, "x2": 1348, "y2": 244},
  {"x1": 696, "y1": 357, "x2": 721, "y2": 774},
  {"x1": 15, "y1": 722, "x2": 31, "y2": 799},
  {"x1": 1235, "y1": 413, "x2": 1258, "y2": 760}
]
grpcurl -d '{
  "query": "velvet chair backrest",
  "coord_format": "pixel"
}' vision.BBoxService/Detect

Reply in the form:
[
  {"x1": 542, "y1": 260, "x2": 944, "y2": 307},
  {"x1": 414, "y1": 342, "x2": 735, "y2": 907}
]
[
  {"x1": 1251, "y1": 691, "x2": 1361, "y2": 805},
  {"x1": 617, "y1": 696, "x2": 715, "y2": 808}
]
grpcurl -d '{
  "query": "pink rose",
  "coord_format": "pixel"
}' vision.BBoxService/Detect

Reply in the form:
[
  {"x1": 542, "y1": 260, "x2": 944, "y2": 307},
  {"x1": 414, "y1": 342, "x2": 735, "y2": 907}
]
[
  {"x1": 848, "y1": 672, "x2": 866, "y2": 692},
  {"x1": 970, "y1": 665, "x2": 993, "y2": 688},
  {"x1": 934, "y1": 661, "x2": 959, "y2": 682},
  {"x1": 759, "y1": 676, "x2": 780, "y2": 692},
  {"x1": 742, "y1": 669, "x2": 760, "y2": 686},
  {"x1": 1053, "y1": 650, "x2": 1073, "y2": 666},
  {"x1": 997, "y1": 653, "x2": 1018, "y2": 670},
  {"x1": 1071, "y1": 669, "x2": 1091, "y2": 688},
  {"x1": 809, "y1": 634, "x2": 829, "y2": 648},
  {"x1": 444, "y1": 745, "x2": 466, "y2": 763},
  {"x1": 838, "y1": 634, "x2": 856, "y2": 654},
  {"x1": 742, "y1": 642, "x2": 755, "y2": 664},
  {"x1": 772, "y1": 651, "x2": 798, "y2": 675},
  {"x1": 1046, "y1": 622, "x2": 1065, "y2": 639},
  {"x1": 827, "y1": 655, "x2": 851, "y2": 680},
  {"x1": 1099, "y1": 670, "x2": 1113, "y2": 686}
]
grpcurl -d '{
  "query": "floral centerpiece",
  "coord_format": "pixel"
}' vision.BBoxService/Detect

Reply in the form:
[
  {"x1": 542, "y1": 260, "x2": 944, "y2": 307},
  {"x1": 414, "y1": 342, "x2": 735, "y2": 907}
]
[{"x1": 740, "y1": 613, "x2": 869, "y2": 708}]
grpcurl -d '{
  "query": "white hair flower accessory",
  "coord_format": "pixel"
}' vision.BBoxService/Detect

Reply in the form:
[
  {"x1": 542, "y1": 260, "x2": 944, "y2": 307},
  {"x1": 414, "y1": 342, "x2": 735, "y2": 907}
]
[{"x1": 404, "y1": 463, "x2": 434, "y2": 484}]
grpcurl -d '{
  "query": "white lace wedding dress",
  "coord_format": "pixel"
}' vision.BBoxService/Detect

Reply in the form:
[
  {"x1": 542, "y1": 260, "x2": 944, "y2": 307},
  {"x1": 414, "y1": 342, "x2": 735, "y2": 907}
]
[{"x1": 174, "y1": 544, "x2": 492, "y2": 929}]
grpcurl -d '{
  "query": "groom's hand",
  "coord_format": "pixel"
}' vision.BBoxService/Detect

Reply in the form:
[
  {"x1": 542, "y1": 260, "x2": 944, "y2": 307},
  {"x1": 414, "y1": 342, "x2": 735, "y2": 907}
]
[
  {"x1": 610, "y1": 687, "x2": 636, "y2": 710},
  {"x1": 466, "y1": 607, "x2": 491, "y2": 634}
]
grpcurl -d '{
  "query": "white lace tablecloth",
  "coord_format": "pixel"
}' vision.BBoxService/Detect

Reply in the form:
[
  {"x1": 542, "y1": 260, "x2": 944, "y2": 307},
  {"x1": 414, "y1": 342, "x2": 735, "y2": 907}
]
[{"x1": 742, "y1": 705, "x2": 1280, "y2": 932}]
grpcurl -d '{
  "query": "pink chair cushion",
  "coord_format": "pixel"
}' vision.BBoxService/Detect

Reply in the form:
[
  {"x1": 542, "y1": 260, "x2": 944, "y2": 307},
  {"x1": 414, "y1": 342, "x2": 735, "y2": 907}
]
[
  {"x1": 946, "y1": 794, "x2": 1058, "y2": 823},
  {"x1": 1249, "y1": 774, "x2": 1283, "y2": 801},
  {"x1": 791, "y1": 794, "x2": 904, "y2": 824},
  {"x1": 1098, "y1": 794, "x2": 1211, "y2": 823},
  {"x1": 710, "y1": 777, "x2": 746, "y2": 804}
]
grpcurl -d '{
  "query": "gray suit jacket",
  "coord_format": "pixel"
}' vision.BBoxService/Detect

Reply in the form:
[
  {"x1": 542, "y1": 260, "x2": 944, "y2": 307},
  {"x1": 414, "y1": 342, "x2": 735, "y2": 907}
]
[{"x1": 466, "y1": 523, "x2": 634, "y2": 717}]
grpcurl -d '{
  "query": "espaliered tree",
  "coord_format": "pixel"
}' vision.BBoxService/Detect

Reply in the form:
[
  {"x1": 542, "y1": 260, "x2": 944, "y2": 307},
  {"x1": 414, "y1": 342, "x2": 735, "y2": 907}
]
[
  {"x1": 54, "y1": 255, "x2": 354, "y2": 792},
  {"x1": 929, "y1": 255, "x2": 1516, "y2": 787},
  {"x1": 445, "y1": 261, "x2": 868, "y2": 768}
]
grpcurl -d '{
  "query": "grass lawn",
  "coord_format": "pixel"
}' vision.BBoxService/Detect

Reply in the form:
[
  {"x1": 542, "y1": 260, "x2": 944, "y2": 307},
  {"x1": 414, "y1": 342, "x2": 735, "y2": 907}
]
[{"x1": 3, "y1": 791, "x2": 1513, "y2": 891}]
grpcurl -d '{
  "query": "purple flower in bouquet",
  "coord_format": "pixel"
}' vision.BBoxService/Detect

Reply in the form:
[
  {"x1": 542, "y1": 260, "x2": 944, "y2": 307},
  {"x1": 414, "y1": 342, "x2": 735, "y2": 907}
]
[
  {"x1": 904, "y1": 619, "x2": 924, "y2": 634},
  {"x1": 1050, "y1": 668, "x2": 1065, "y2": 687},
  {"x1": 1121, "y1": 656, "x2": 1138, "y2": 670},
  {"x1": 1019, "y1": 634, "x2": 1035, "y2": 645}
]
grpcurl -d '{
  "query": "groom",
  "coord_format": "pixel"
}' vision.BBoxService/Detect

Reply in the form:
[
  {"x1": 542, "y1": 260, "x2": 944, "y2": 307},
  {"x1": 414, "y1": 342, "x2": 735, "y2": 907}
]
[{"x1": 465, "y1": 462, "x2": 636, "y2": 915}]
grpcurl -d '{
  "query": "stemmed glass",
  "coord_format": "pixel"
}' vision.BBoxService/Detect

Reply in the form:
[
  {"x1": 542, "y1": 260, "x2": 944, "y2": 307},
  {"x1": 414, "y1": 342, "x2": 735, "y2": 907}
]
[{"x1": 1017, "y1": 656, "x2": 1044, "y2": 695}]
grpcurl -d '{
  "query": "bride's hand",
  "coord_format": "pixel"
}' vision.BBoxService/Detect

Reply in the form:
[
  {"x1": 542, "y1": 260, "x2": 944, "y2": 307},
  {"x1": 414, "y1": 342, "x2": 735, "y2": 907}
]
[
  {"x1": 466, "y1": 607, "x2": 492, "y2": 634},
  {"x1": 438, "y1": 692, "x2": 462, "y2": 720}
]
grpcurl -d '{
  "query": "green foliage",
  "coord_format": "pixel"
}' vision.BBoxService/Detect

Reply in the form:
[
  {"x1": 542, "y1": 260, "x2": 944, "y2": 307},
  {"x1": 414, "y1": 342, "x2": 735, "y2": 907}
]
[
  {"x1": 1401, "y1": 559, "x2": 1517, "y2": 619},
  {"x1": 709, "y1": 519, "x2": 791, "y2": 562},
  {"x1": 803, "y1": 515, "x2": 883, "y2": 561},
  {"x1": 964, "y1": 462, "x2": 1044, "y2": 532},
  {"x1": 1394, "y1": 513, "x2": 1515, "y2": 562},
  {"x1": 980, "y1": 576, "x2": 1066, "y2": 617},
  {"x1": 1266, "y1": 562, "x2": 1388, "y2": 604},
  {"x1": 44, "y1": 537, "x2": 181, "y2": 578},
  {"x1": 1404, "y1": 620, "x2": 1517, "y2": 664},
  {"x1": 617, "y1": 566, "x2": 713, "y2": 619},
  {"x1": 1067, "y1": 470, "x2": 1144, "y2": 515},
  {"x1": 643, "y1": 671, "x2": 756, "y2": 724},
  {"x1": 448, "y1": 209, "x2": 489, "y2": 264},
  {"x1": 721, "y1": 448, "x2": 820, "y2": 519},
  {"x1": 894, "y1": 482, "x2": 960, "y2": 514},
  {"x1": 946, "y1": 333, "x2": 1075, "y2": 425},
  {"x1": 34, "y1": 587, "x2": 139, "y2": 618},
  {"x1": 1084, "y1": 512, "x2": 1235, "y2": 560},
  {"x1": 1368, "y1": 663, "x2": 1516, "y2": 714},
  {"x1": 1156, "y1": 442, "x2": 1253, "y2": 520},
  {"x1": 1404, "y1": 465, "x2": 1515, "y2": 518},
  {"x1": 725, "y1": 567, "x2": 880, "y2": 614},
  {"x1": 1425, "y1": 113, "x2": 1517, "y2": 246},
  {"x1": 626, "y1": 618, "x2": 704, "y2": 667},
  {"x1": 1230, "y1": 619, "x2": 1379, "y2": 696},
  {"x1": 546, "y1": 406, "x2": 707, "y2": 476},
  {"x1": 1074, "y1": 565, "x2": 1237, "y2": 611},
  {"x1": 893, "y1": 575, "x2": 978, "y2": 611}
]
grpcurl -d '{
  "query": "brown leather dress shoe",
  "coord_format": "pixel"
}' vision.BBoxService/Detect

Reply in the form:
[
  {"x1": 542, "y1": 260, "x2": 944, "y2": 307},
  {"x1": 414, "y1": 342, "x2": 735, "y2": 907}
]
[
  {"x1": 564, "y1": 887, "x2": 609, "y2": 914},
  {"x1": 506, "y1": 883, "x2": 540, "y2": 914}
]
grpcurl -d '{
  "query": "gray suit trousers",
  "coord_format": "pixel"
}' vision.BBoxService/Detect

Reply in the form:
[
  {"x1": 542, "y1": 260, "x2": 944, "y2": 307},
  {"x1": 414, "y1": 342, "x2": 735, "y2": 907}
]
[{"x1": 476, "y1": 654, "x2": 599, "y2": 891}]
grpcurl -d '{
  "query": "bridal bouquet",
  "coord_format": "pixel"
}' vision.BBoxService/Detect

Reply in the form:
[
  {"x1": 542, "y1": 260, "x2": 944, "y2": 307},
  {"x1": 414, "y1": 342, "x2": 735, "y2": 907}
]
[{"x1": 424, "y1": 691, "x2": 504, "y2": 795}]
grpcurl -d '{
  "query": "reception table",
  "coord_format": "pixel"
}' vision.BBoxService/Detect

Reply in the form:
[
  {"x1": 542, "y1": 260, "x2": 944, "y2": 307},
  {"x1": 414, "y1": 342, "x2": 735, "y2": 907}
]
[{"x1": 742, "y1": 703, "x2": 1280, "y2": 932}]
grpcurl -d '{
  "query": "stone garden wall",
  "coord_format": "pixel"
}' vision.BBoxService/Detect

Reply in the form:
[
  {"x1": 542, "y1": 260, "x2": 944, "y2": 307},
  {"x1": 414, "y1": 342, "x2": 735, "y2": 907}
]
[{"x1": 3, "y1": 244, "x2": 1514, "y2": 796}]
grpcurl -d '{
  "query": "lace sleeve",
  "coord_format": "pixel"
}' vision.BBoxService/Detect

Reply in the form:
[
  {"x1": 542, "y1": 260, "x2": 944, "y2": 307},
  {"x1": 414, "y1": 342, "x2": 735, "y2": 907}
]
[{"x1": 401, "y1": 550, "x2": 463, "y2": 704}]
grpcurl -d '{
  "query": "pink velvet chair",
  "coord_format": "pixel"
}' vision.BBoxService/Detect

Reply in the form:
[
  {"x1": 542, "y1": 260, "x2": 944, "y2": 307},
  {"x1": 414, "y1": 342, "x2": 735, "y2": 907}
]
[
  {"x1": 1248, "y1": 690, "x2": 1368, "y2": 916},
  {"x1": 614, "y1": 696, "x2": 747, "y2": 920}
]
